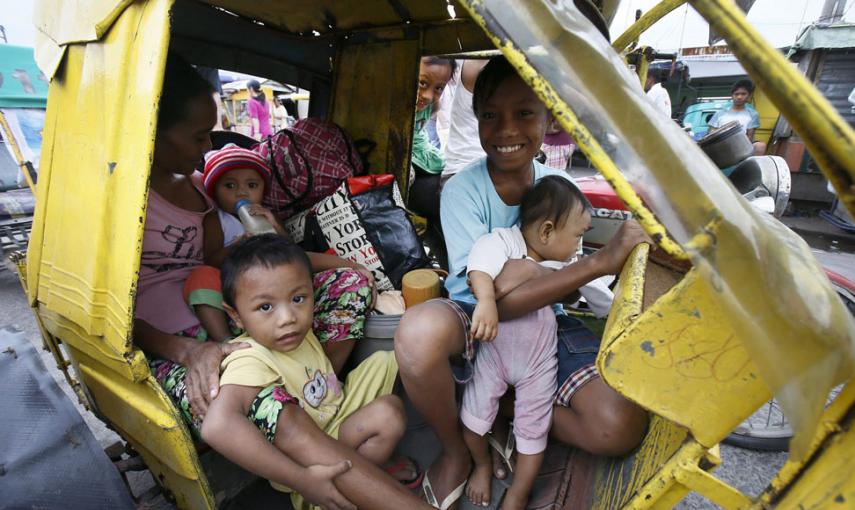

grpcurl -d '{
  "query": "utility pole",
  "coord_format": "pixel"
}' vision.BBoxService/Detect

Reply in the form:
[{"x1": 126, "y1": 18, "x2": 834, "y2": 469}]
[{"x1": 819, "y1": 0, "x2": 847, "y2": 25}]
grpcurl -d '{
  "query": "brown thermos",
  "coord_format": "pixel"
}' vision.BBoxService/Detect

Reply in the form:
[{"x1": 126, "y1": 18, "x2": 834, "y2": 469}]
[{"x1": 401, "y1": 269, "x2": 442, "y2": 308}]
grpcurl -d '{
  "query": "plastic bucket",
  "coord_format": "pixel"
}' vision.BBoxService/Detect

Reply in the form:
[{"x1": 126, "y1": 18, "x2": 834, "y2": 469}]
[{"x1": 352, "y1": 314, "x2": 401, "y2": 364}]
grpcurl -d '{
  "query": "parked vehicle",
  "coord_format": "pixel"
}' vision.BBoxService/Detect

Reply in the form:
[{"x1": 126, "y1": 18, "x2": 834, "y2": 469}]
[
  {"x1": 15, "y1": 0, "x2": 855, "y2": 509},
  {"x1": 682, "y1": 99, "x2": 736, "y2": 140},
  {"x1": 0, "y1": 44, "x2": 45, "y2": 269}
]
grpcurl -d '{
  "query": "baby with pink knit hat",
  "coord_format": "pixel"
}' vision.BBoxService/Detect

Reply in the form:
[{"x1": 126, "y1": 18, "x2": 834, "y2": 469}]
[{"x1": 202, "y1": 145, "x2": 284, "y2": 261}]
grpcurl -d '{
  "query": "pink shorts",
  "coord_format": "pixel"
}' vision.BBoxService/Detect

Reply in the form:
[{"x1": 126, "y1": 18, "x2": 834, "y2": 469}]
[{"x1": 460, "y1": 306, "x2": 558, "y2": 455}]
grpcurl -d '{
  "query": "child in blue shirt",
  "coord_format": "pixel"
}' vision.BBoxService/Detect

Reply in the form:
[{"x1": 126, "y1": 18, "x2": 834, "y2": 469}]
[{"x1": 396, "y1": 55, "x2": 651, "y2": 510}]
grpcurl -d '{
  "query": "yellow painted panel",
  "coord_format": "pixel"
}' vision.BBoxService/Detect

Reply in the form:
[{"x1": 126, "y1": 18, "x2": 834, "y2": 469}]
[
  {"x1": 599, "y1": 267, "x2": 770, "y2": 447},
  {"x1": 751, "y1": 87, "x2": 777, "y2": 147},
  {"x1": 70, "y1": 346, "x2": 214, "y2": 509},
  {"x1": 39, "y1": 308, "x2": 147, "y2": 383},
  {"x1": 330, "y1": 40, "x2": 420, "y2": 194},
  {"x1": 770, "y1": 416, "x2": 855, "y2": 509},
  {"x1": 29, "y1": 0, "x2": 173, "y2": 360},
  {"x1": 603, "y1": 244, "x2": 649, "y2": 340},
  {"x1": 761, "y1": 380, "x2": 855, "y2": 505},
  {"x1": 592, "y1": 415, "x2": 690, "y2": 510}
]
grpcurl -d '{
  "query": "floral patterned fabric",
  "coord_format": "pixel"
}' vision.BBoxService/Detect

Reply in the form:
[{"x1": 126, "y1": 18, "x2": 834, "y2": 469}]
[
  {"x1": 312, "y1": 268, "x2": 373, "y2": 344},
  {"x1": 249, "y1": 384, "x2": 301, "y2": 442}
]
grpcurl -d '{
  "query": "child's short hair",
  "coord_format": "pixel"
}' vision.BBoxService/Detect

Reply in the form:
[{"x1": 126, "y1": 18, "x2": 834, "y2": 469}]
[
  {"x1": 221, "y1": 234, "x2": 312, "y2": 308},
  {"x1": 472, "y1": 56, "x2": 516, "y2": 116},
  {"x1": 202, "y1": 145, "x2": 273, "y2": 199},
  {"x1": 520, "y1": 175, "x2": 592, "y2": 230},
  {"x1": 732, "y1": 79, "x2": 754, "y2": 94},
  {"x1": 423, "y1": 56, "x2": 458, "y2": 77}
]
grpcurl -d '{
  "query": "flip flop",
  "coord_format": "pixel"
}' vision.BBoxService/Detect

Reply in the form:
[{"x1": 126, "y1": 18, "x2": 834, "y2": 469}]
[
  {"x1": 384, "y1": 455, "x2": 425, "y2": 490},
  {"x1": 487, "y1": 424, "x2": 515, "y2": 476},
  {"x1": 422, "y1": 470, "x2": 467, "y2": 510}
]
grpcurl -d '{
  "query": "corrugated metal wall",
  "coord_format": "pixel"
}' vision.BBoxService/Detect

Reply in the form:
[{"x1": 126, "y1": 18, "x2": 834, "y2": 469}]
[{"x1": 816, "y1": 49, "x2": 855, "y2": 129}]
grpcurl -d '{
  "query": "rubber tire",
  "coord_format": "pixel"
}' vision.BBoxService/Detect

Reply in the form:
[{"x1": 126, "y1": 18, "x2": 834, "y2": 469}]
[{"x1": 723, "y1": 431, "x2": 790, "y2": 452}]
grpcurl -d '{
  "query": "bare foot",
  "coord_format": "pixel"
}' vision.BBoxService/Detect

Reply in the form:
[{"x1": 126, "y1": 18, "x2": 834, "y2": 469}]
[
  {"x1": 465, "y1": 462, "x2": 493, "y2": 507},
  {"x1": 500, "y1": 489, "x2": 528, "y2": 510},
  {"x1": 423, "y1": 450, "x2": 472, "y2": 509}
]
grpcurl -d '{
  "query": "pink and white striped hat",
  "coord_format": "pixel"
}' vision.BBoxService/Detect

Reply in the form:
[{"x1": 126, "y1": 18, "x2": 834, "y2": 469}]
[{"x1": 202, "y1": 145, "x2": 272, "y2": 197}]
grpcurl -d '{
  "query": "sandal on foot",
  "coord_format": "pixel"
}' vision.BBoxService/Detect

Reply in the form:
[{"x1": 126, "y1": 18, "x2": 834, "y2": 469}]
[
  {"x1": 487, "y1": 424, "x2": 515, "y2": 476},
  {"x1": 422, "y1": 471, "x2": 467, "y2": 510},
  {"x1": 384, "y1": 456, "x2": 425, "y2": 490}
]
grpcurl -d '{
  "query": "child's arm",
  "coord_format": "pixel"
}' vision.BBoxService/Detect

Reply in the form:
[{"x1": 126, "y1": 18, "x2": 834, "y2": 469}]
[
  {"x1": 306, "y1": 252, "x2": 376, "y2": 288},
  {"x1": 202, "y1": 384, "x2": 356, "y2": 510},
  {"x1": 497, "y1": 220, "x2": 650, "y2": 320},
  {"x1": 468, "y1": 270, "x2": 498, "y2": 342},
  {"x1": 203, "y1": 211, "x2": 233, "y2": 268}
]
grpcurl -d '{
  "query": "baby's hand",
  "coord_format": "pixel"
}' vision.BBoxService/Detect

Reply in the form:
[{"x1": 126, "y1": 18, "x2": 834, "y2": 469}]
[
  {"x1": 246, "y1": 204, "x2": 276, "y2": 222},
  {"x1": 471, "y1": 300, "x2": 498, "y2": 342},
  {"x1": 245, "y1": 204, "x2": 285, "y2": 235}
]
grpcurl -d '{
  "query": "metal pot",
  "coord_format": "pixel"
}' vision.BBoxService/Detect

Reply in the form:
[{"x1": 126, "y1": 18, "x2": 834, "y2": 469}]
[{"x1": 698, "y1": 120, "x2": 754, "y2": 168}]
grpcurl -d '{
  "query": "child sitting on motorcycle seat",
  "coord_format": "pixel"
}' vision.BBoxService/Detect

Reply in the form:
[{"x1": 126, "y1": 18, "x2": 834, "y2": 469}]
[
  {"x1": 462, "y1": 175, "x2": 611, "y2": 508},
  {"x1": 202, "y1": 234, "x2": 430, "y2": 510},
  {"x1": 708, "y1": 79, "x2": 766, "y2": 156}
]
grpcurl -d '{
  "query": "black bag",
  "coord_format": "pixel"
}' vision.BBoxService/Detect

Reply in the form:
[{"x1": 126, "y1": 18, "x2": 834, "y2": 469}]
[{"x1": 350, "y1": 184, "x2": 429, "y2": 289}]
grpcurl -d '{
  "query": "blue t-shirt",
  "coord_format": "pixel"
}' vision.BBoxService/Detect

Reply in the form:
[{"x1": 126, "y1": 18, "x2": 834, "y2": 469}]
[
  {"x1": 708, "y1": 103, "x2": 760, "y2": 133},
  {"x1": 440, "y1": 157, "x2": 573, "y2": 304}
]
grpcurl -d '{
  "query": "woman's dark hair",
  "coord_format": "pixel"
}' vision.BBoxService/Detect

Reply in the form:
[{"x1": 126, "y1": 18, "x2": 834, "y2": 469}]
[
  {"x1": 732, "y1": 79, "x2": 755, "y2": 94},
  {"x1": 221, "y1": 234, "x2": 312, "y2": 308},
  {"x1": 247, "y1": 79, "x2": 267, "y2": 105},
  {"x1": 520, "y1": 175, "x2": 592, "y2": 230},
  {"x1": 472, "y1": 55, "x2": 516, "y2": 116},
  {"x1": 157, "y1": 52, "x2": 215, "y2": 132},
  {"x1": 422, "y1": 56, "x2": 457, "y2": 78}
]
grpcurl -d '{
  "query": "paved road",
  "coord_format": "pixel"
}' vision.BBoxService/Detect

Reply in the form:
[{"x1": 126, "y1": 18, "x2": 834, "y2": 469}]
[{"x1": 1, "y1": 233, "x2": 851, "y2": 507}]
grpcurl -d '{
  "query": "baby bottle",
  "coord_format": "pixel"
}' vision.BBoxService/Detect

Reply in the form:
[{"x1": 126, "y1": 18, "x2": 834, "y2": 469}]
[{"x1": 235, "y1": 199, "x2": 278, "y2": 235}]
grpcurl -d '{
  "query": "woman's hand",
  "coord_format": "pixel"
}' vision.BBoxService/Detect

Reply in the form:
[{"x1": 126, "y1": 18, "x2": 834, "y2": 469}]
[
  {"x1": 296, "y1": 461, "x2": 356, "y2": 510},
  {"x1": 185, "y1": 340, "x2": 250, "y2": 418}
]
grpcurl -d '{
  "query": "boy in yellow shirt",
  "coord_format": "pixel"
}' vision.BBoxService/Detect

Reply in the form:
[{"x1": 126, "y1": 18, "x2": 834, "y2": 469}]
[{"x1": 201, "y1": 234, "x2": 430, "y2": 510}]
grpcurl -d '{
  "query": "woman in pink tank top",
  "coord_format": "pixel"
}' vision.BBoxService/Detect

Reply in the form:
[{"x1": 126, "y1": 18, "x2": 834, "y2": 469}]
[{"x1": 135, "y1": 55, "x2": 381, "y2": 438}]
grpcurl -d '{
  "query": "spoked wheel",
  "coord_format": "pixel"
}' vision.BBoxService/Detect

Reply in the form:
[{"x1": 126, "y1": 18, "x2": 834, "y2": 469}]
[{"x1": 724, "y1": 274, "x2": 854, "y2": 451}]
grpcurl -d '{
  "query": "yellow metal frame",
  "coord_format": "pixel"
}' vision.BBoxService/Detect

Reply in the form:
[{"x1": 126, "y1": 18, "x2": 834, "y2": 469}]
[{"x1": 613, "y1": 0, "x2": 688, "y2": 54}]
